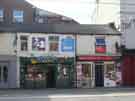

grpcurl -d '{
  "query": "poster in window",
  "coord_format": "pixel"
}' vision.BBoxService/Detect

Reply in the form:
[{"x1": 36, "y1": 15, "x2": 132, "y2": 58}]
[
  {"x1": 95, "y1": 38, "x2": 106, "y2": 53},
  {"x1": 32, "y1": 37, "x2": 46, "y2": 51},
  {"x1": 95, "y1": 46, "x2": 106, "y2": 53},
  {"x1": 61, "y1": 38, "x2": 75, "y2": 52}
]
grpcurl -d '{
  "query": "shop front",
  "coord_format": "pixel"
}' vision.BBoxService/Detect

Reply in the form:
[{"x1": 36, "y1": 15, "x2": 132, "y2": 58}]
[
  {"x1": 20, "y1": 56, "x2": 75, "y2": 88},
  {"x1": 76, "y1": 55, "x2": 122, "y2": 88}
]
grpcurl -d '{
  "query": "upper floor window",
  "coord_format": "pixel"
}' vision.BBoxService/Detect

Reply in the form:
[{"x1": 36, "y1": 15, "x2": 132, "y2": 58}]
[
  {"x1": 20, "y1": 36, "x2": 28, "y2": 51},
  {"x1": 0, "y1": 9, "x2": 4, "y2": 22},
  {"x1": 35, "y1": 17, "x2": 44, "y2": 23},
  {"x1": 95, "y1": 38, "x2": 105, "y2": 46},
  {"x1": 49, "y1": 36, "x2": 59, "y2": 52},
  {"x1": 13, "y1": 10, "x2": 23, "y2": 23},
  {"x1": 32, "y1": 37, "x2": 46, "y2": 51},
  {"x1": 95, "y1": 37, "x2": 106, "y2": 53}
]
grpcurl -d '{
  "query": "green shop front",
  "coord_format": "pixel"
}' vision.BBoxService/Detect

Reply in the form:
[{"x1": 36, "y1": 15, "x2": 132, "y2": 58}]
[{"x1": 20, "y1": 56, "x2": 75, "y2": 88}]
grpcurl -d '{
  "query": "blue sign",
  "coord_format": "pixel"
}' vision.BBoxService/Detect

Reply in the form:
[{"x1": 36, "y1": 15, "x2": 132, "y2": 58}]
[{"x1": 61, "y1": 38, "x2": 75, "y2": 52}]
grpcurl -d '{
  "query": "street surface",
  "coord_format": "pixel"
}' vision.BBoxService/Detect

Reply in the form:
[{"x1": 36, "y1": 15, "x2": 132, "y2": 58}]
[{"x1": 0, "y1": 87, "x2": 135, "y2": 101}]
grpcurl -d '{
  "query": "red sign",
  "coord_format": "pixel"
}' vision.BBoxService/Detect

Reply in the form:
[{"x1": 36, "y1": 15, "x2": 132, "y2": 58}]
[
  {"x1": 95, "y1": 46, "x2": 106, "y2": 53},
  {"x1": 77, "y1": 56, "x2": 113, "y2": 61}
]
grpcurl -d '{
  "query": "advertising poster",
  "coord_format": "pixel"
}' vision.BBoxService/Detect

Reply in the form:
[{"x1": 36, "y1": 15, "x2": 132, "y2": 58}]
[
  {"x1": 95, "y1": 38, "x2": 106, "y2": 53},
  {"x1": 104, "y1": 63, "x2": 122, "y2": 87},
  {"x1": 76, "y1": 64, "x2": 82, "y2": 88},
  {"x1": 95, "y1": 46, "x2": 106, "y2": 53},
  {"x1": 104, "y1": 71, "x2": 117, "y2": 87},
  {"x1": 61, "y1": 38, "x2": 75, "y2": 52},
  {"x1": 32, "y1": 37, "x2": 46, "y2": 51}
]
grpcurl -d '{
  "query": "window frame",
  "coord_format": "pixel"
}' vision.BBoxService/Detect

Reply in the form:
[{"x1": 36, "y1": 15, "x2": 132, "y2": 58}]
[
  {"x1": 13, "y1": 10, "x2": 24, "y2": 23},
  {"x1": 0, "y1": 9, "x2": 4, "y2": 22},
  {"x1": 95, "y1": 37, "x2": 106, "y2": 53},
  {"x1": 49, "y1": 36, "x2": 59, "y2": 52},
  {"x1": 20, "y1": 35, "x2": 28, "y2": 51}
]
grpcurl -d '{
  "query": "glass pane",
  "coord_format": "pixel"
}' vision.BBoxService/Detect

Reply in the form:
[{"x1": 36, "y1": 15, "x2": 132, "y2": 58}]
[
  {"x1": 0, "y1": 9, "x2": 3, "y2": 17},
  {"x1": 0, "y1": 9, "x2": 3, "y2": 22},
  {"x1": 13, "y1": 10, "x2": 23, "y2": 23},
  {"x1": 3, "y1": 66, "x2": 8, "y2": 82},
  {"x1": 49, "y1": 43, "x2": 58, "y2": 51},
  {"x1": 26, "y1": 65, "x2": 46, "y2": 81},
  {"x1": 96, "y1": 38, "x2": 105, "y2": 46},
  {"x1": 106, "y1": 64, "x2": 115, "y2": 73},
  {"x1": 20, "y1": 36, "x2": 28, "y2": 51},
  {"x1": 49, "y1": 36, "x2": 59, "y2": 41},
  {"x1": 13, "y1": 10, "x2": 23, "y2": 17},
  {"x1": 57, "y1": 65, "x2": 69, "y2": 80},
  {"x1": 105, "y1": 64, "x2": 116, "y2": 80},
  {"x1": 82, "y1": 64, "x2": 91, "y2": 78}
]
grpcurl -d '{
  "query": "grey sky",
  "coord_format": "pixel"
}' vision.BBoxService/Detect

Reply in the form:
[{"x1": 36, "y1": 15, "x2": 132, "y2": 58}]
[{"x1": 26, "y1": 0, "x2": 96, "y2": 24}]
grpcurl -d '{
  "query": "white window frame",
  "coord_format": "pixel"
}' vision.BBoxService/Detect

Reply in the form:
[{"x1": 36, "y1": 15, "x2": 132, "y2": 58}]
[
  {"x1": 49, "y1": 36, "x2": 59, "y2": 52},
  {"x1": 20, "y1": 35, "x2": 28, "y2": 51},
  {"x1": 13, "y1": 10, "x2": 24, "y2": 23}
]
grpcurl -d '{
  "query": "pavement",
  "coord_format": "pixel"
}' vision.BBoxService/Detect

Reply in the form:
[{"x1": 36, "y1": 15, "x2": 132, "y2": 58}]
[{"x1": 0, "y1": 87, "x2": 135, "y2": 101}]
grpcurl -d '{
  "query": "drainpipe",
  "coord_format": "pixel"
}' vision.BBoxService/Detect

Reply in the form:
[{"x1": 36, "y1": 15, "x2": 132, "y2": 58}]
[{"x1": 74, "y1": 34, "x2": 77, "y2": 88}]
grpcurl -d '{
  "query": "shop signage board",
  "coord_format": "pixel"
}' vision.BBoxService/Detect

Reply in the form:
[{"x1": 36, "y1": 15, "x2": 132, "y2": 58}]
[
  {"x1": 31, "y1": 56, "x2": 57, "y2": 64},
  {"x1": 31, "y1": 56, "x2": 74, "y2": 64},
  {"x1": 77, "y1": 56, "x2": 113, "y2": 61},
  {"x1": 61, "y1": 38, "x2": 75, "y2": 52}
]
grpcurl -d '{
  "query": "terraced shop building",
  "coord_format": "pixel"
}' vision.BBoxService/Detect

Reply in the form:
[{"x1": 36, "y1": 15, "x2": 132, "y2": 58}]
[
  {"x1": 0, "y1": 23, "x2": 121, "y2": 89},
  {"x1": 0, "y1": 0, "x2": 78, "y2": 89}
]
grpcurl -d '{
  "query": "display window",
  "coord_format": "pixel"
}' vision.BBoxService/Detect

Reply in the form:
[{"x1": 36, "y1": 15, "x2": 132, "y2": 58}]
[
  {"x1": 57, "y1": 64, "x2": 69, "y2": 80},
  {"x1": 76, "y1": 63, "x2": 94, "y2": 88},
  {"x1": 104, "y1": 64, "x2": 116, "y2": 81},
  {"x1": 82, "y1": 64, "x2": 91, "y2": 78},
  {"x1": 104, "y1": 63, "x2": 117, "y2": 87},
  {"x1": 26, "y1": 65, "x2": 46, "y2": 81}
]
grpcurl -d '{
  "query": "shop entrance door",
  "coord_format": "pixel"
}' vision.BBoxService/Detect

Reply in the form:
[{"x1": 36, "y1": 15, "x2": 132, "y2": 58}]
[
  {"x1": 0, "y1": 62, "x2": 9, "y2": 88},
  {"x1": 95, "y1": 63, "x2": 104, "y2": 87},
  {"x1": 46, "y1": 65, "x2": 56, "y2": 88}
]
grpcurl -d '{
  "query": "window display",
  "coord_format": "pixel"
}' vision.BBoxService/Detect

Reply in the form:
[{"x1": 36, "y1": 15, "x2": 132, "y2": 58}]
[
  {"x1": 26, "y1": 65, "x2": 46, "y2": 81},
  {"x1": 82, "y1": 64, "x2": 91, "y2": 78},
  {"x1": 104, "y1": 64, "x2": 117, "y2": 87},
  {"x1": 57, "y1": 65, "x2": 69, "y2": 80},
  {"x1": 77, "y1": 63, "x2": 93, "y2": 88}
]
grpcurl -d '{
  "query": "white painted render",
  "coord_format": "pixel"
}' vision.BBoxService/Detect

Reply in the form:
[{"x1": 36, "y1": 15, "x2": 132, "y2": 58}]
[
  {"x1": 0, "y1": 33, "x2": 16, "y2": 55},
  {"x1": 77, "y1": 35, "x2": 121, "y2": 56},
  {"x1": 77, "y1": 35, "x2": 95, "y2": 55},
  {"x1": 17, "y1": 33, "x2": 75, "y2": 57}
]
